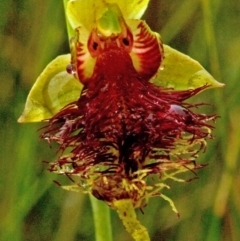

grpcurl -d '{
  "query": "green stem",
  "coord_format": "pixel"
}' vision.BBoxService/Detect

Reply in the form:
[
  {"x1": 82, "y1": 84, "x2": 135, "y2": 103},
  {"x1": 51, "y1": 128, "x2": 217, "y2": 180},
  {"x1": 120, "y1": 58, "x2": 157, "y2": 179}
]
[{"x1": 90, "y1": 195, "x2": 113, "y2": 241}]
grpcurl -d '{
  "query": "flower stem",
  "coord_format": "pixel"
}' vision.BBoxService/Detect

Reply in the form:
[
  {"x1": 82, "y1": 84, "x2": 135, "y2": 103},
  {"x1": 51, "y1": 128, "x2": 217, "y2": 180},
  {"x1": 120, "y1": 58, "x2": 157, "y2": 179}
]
[
  {"x1": 113, "y1": 199, "x2": 150, "y2": 241},
  {"x1": 89, "y1": 195, "x2": 113, "y2": 241}
]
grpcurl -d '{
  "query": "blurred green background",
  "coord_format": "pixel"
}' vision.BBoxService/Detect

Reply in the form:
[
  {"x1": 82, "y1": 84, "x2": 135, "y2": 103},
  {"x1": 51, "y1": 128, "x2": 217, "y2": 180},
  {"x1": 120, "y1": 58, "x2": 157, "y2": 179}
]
[{"x1": 0, "y1": 0, "x2": 240, "y2": 240}]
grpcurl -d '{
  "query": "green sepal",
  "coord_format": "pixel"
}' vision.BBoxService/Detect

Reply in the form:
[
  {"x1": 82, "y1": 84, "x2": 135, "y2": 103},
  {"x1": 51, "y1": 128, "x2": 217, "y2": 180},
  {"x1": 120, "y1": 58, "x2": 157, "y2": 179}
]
[
  {"x1": 66, "y1": 0, "x2": 150, "y2": 31},
  {"x1": 151, "y1": 44, "x2": 224, "y2": 90},
  {"x1": 18, "y1": 54, "x2": 83, "y2": 123}
]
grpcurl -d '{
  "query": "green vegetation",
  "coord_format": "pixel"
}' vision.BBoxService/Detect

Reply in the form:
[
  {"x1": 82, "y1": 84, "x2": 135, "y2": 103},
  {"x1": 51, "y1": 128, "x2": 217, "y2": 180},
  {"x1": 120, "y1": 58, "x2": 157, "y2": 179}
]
[{"x1": 0, "y1": 0, "x2": 239, "y2": 240}]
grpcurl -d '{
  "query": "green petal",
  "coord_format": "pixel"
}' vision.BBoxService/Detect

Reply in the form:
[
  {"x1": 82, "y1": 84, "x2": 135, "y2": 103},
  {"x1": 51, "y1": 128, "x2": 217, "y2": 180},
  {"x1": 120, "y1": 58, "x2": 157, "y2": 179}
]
[
  {"x1": 151, "y1": 45, "x2": 224, "y2": 90},
  {"x1": 18, "y1": 55, "x2": 82, "y2": 123}
]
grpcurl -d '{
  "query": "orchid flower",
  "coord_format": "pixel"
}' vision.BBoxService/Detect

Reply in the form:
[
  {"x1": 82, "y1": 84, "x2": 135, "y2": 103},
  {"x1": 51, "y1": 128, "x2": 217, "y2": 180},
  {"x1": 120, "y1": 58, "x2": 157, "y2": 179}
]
[{"x1": 18, "y1": 0, "x2": 223, "y2": 240}]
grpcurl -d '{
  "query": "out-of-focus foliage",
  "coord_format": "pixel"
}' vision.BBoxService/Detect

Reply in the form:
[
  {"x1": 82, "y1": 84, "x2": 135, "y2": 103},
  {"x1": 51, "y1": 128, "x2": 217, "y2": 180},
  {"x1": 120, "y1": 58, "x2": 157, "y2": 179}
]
[{"x1": 0, "y1": 0, "x2": 240, "y2": 241}]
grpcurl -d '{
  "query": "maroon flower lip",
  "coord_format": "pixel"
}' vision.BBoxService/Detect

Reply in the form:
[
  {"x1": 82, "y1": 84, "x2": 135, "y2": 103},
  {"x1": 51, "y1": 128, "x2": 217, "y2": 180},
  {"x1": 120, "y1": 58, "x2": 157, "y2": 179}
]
[{"x1": 41, "y1": 41, "x2": 217, "y2": 206}]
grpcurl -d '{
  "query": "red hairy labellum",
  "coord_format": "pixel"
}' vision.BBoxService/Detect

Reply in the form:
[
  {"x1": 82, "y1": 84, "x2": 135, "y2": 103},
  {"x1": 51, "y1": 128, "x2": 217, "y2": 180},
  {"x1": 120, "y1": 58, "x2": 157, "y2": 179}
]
[{"x1": 41, "y1": 17, "x2": 216, "y2": 208}]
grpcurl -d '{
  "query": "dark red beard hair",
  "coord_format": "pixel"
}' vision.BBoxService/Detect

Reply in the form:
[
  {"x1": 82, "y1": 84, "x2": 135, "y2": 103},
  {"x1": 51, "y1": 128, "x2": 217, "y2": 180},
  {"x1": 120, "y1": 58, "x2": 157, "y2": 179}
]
[{"x1": 41, "y1": 44, "x2": 216, "y2": 202}]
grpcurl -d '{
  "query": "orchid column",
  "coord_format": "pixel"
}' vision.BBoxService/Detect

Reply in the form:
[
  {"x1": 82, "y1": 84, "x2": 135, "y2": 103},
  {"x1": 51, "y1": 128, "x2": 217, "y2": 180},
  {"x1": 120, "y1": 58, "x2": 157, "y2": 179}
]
[{"x1": 19, "y1": 0, "x2": 223, "y2": 240}]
